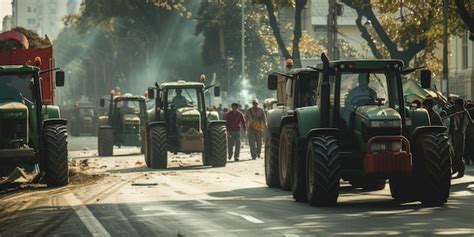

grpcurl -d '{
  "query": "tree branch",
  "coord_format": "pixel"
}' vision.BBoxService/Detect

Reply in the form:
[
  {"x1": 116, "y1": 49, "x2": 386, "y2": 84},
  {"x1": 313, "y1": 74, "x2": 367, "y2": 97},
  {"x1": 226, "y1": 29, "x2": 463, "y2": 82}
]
[
  {"x1": 355, "y1": 14, "x2": 383, "y2": 59},
  {"x1": 291, "y1": 0, "x2": 307, "y2": 68},
  {"x1": 263, "y1": 0, "x2": 291, "y2": 60},
  {"x1": 455, "y1": 0, "x2": 474, "y2": 40}
]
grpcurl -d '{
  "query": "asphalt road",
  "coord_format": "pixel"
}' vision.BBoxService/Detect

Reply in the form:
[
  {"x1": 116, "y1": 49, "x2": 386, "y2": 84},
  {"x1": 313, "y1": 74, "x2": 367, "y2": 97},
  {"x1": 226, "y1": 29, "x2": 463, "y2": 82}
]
[{"x1": 1, "y1": 136, "x2": 473, "y2": 236}]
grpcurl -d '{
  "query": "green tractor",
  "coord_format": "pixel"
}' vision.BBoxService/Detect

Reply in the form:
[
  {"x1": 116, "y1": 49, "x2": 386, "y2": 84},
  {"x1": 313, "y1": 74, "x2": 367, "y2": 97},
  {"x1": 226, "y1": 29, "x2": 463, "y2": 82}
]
[
  {"x1": 145, "y1": 81, "x2": 227, "y2": 169},
  {"x1": 0, "y1": 65, "x2": 68, "y2": 186},
  {"x1": 271, "y1": 53, "x2": 451, "y2": 206},
  {"x1": 98, "y1": 93, "x2": 148, "y2": 156},
  {"x1": 265, "y1": 68, "x2": 320, "y2": 190},
  {"x1": 69, "y1": 104, "x2": 97, "y2": 136}
]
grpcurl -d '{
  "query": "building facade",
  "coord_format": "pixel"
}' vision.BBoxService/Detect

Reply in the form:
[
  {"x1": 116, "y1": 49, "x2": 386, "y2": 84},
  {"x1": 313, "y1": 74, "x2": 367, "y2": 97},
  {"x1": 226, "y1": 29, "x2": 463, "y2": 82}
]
[
  {"x1": 2, "y1": 15, "x2": 12, "y2": 32},
  {"x1": 449, "y1": 31, "x2": 474, "y2": 100},
  {"x1": 11, "y1": 0, "x2": 80, "y2": 39}
]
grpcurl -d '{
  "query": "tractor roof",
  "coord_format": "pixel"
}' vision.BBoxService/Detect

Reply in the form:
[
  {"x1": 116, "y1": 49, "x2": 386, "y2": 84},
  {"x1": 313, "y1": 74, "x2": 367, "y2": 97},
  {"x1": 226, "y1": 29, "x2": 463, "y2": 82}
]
[
  {"x1": 113, "y1": 95, "x2": 146, "y2": 101},
  {"x1": 288, "y1": 68, "x2": 318, "y2": 75},
  {"x1": 315, "y1": 59, "x2": 404, "y2": 71},
  {"x1": 0, "y1": 64, "x2": 39, "y2": 73},
  {"x1": 160, "y1": 80, "x2": 205, "y2": 89}
]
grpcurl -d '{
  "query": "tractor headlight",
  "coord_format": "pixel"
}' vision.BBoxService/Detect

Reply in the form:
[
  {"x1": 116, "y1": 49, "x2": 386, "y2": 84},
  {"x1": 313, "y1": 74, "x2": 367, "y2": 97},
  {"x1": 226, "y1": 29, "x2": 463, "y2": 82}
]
[
  {"x1": 371, "y1": 141, "x2": 402, "y2": 153},
  {"x1": 370, "y1": 120, "x2": 401, "y2": 127}
]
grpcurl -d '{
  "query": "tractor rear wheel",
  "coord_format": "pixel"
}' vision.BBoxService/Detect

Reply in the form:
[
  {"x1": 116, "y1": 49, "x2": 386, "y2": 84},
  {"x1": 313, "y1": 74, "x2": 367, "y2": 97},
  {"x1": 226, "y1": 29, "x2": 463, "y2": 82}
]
[
  {"x1": 414, "y1": 132, "x2": 451, "y2": 206},
  {"x1": 150, "y1": 126, "x2": 168, "y2": 169},
  {"x1": 279, "y1": 124, "x2": 294, "y2": 191},
  {"x1": 265, "y1": 132, "x2": 280, "y2": 187},
  {"x1": 42, "y1": 124, "x2": 69, "y2": 187},
  {"x1": 306, "y1": 136, "x2": 341, "y2": 206},
  {"x1": 291, "y1": 133, "x2": 307, "y2": 202},
  {"x1": 208, "y1": 125, "x2": 227, "y2": 167},
  {"x1": 98, "y1": 127, "x2": 114, "y2": 156}
]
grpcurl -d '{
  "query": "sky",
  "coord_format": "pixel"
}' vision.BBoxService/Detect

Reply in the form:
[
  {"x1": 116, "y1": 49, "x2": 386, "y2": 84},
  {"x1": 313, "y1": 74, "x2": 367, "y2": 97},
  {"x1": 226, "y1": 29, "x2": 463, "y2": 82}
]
[{"x1": 0, "y1": 0, "x2": 12, "y2": 22}]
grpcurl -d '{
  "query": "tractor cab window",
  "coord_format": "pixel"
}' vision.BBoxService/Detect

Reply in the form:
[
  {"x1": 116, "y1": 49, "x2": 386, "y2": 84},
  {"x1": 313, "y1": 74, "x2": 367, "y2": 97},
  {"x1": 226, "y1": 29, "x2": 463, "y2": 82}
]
[
  {"x1": 167, "y1": 88, "x2": 199, "y2": 110},
  {"x1": 0, "y1": 74, "x2": 34, "y2": 104},
  {"x1": 79, "y1": 108, "x2": 95, "y2": 118},
  {"x1": 116, "y1": 100, "x2": 140, "y2": 115},
  {"x1": 340, "y1": 72, "x2": 397, "y2": 123}
]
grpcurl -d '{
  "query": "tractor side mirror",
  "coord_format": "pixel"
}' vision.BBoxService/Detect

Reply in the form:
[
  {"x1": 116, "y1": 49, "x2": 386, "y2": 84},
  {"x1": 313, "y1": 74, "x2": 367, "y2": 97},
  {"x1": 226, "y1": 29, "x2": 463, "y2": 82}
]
[
  {"x1": 214, "y1": 86, "x2": 220, "y2": 97},
  {"x1": 55, "y1": 70, "x2": 65, "y2": 87},
  {"x1": 148, "y1": 88, "x2": 155, "y2": 99},
  {"x1": 100, "y1": 98, "x2": 105, "y2": 107},
  {"x1": 268, "y1": 74, "x2": 278, "y2": 90},
  {"x1": 420, "y1": 69, "x2": 431, "y2": 89}
]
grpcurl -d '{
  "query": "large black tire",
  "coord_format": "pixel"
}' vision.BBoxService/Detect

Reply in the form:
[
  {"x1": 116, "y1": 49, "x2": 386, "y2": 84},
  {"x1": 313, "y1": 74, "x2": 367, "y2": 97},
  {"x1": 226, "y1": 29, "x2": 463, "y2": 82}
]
[
  {"x1": 42, "y1": 125, "x2": 69, "y2": 187},
  {"x1": 389, "y1": 175, "x2": 416, "y2": 202},
  {"x1": 208, "y1": 125, "x2": 227, "y2": 167},
  {"x1": 150, "y1": 126, "x2": 168, "y2": 169},
  {"x1": 98, "y1": 127, "x2": 114, "y2": 156},
  {"x1": 265, "y1": 131, "x2": 280, "y2": 187},
  {"x1": 414, "y1": 132, "x2": 451, "y2": 206},
  {"x1": 306, "y1": 136, "x2": 341, "y2": 206},
  {"x1": 279, "y1": 124, "x2": 294, "y2": 191},
  {"x1": 291, "y1": 131, "x2": 307, "y2": 202}
]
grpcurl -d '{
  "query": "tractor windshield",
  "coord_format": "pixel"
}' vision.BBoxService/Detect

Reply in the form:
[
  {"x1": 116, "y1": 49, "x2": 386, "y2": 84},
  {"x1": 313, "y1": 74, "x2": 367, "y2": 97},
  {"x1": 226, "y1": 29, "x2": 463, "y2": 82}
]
[
  {"x1": 116, "y1": 100, "x2": 141, "y2": 115},
  {"x1": 339, "y1": 72, "x2": 399, "y2": 122},
  {"x1": 0, "y1": 74, "x2": 34, "y2": 103},
  {"x1": 79, "y1": 108, "x2": 95, "y2": 118},
  {"x1": 168, "y1": 88, "x2": 199, "y2": 109}
]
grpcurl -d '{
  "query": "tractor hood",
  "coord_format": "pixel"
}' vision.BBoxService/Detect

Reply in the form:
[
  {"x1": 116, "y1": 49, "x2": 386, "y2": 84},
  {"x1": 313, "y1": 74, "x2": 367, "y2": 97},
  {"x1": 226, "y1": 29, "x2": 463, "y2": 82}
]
[
  {"x1": 122, "y1": 114, "x2": 140, "y2": 124},
  {"x1": 355, "y1": 106, "x2": 401, "y2": 122},
  {"x1": 176, "y1": 107, "x2": 201, "y2": 122},
  {"x1": 0, "y1": 102, "x2": 28, "y2": 119}
]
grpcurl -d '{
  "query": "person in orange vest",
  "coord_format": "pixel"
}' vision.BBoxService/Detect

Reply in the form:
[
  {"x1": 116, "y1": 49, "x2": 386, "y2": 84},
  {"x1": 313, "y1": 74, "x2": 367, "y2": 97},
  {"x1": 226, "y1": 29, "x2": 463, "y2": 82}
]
[{"x1": 245, "y1": 99, "x2": 267, "y2": 160}]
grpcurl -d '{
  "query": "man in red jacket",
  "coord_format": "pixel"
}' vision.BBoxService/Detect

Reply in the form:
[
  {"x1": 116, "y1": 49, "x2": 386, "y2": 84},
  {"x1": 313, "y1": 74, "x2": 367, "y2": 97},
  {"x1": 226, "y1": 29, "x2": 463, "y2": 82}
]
[{"x1": 225, "y1": 102, "x2": 246, "y2": 161}]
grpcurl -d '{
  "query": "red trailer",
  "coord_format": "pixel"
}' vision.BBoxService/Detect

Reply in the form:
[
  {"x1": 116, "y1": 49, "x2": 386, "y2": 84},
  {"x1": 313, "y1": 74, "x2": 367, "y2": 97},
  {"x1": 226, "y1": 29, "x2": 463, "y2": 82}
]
[{"x1": 0, "y1": 30, "x2": 57, "y2": 105}]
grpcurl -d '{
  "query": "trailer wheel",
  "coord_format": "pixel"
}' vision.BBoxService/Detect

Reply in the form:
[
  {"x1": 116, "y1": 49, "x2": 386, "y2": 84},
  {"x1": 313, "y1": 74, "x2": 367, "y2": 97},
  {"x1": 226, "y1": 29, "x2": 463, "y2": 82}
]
[
  {"x1": 265, "y1": 132, "x2": 280, "y2": 187},
  {"x1": 98, "y1": 127, "x2": 114, "y2": 156},
  {"x1": 291, "y1": 132, "x2": 307, "y2": 202},
  {"x1": 208, "y1": 124, "x2": 227, "y2": 167},
  {"x1": 42, "y1": 125, "x2": 69, "y2": 187},
  {"x1": 150, "y1": 126, "x2": 168, "y2": 169},
  {"x1": 306, "y1": 135, "x2": 341, "y2": 206},
  {"x1": 279, "y1": 124, "x2": 294, "y2": 191},
  {"x1": 414, "y1": 132, "x2": 451, "y2": 206}
]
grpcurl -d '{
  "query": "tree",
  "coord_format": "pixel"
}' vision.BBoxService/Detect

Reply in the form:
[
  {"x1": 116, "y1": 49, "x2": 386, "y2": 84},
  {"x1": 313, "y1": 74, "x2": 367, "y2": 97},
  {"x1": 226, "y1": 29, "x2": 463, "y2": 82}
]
[
  {"x1": 455, "y1": 0, "x2": 474, "y2": 40},
  {"x1": 341, "y1": 0, "x2": 471, "y2": 75}
]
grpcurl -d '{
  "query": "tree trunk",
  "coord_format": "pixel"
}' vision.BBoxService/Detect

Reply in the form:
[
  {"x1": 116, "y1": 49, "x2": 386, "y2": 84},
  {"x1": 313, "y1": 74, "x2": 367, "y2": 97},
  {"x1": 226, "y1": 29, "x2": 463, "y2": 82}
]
[
  {"x1": 292, "y1": 0, "x2": 307, "y2": 68},
  {"x1": 455, "y1": 0, "x2": 474, "y2": 40},
  {"x1": 263, "y1": 0, "x2": 291, "y2": 60}
]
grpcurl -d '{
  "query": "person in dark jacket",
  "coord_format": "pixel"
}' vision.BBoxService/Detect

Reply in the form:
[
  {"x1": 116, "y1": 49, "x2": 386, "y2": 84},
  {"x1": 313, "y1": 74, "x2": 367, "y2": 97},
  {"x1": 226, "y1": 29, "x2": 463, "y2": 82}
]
[
  {"x1": 464, "y1": 103, "x2": 474, "y2": 165},
  {"x1": 225, "y1": 103, "x2": 246, "y2": 161},
  {"x1": 422, "y1": 98, "x2": 443, "y2": 126},
  {"x1": 450, "y1": 98, "x2": 469, "y2": 178}
]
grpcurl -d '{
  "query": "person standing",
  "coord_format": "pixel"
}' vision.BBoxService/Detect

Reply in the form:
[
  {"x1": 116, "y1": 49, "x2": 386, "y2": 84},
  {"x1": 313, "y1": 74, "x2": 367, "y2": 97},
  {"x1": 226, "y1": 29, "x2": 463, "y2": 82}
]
[
  {"x1": 464, "y1": 103, "x2": 474, "y2": 165},
  {"x1": 450, "y1": 98, "x2": 469, "y2": 178},
  {"x1": 245, "y1": 99, "x2": 267, "y2": 160},
  {"x1": 422, "y1": 98, "x2": 443, "y2": 126},
  {"x1": 225, "y1": 103, "x2": 246, "y2": 161}
]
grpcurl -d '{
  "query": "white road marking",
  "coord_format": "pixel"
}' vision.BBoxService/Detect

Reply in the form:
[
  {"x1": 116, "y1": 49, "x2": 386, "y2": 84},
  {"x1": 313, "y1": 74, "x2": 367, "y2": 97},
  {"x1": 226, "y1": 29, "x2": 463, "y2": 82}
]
[
  {"x1": 227, "y1": 212, "x2": 264, "y2": 224},
  {"x1": 63, "y1": 193, "x2": 111, "y2": 237},
  {"x1": 196, "y1": 200, "x2": 215, "y2": 206},
  {"x1": 284, "y1": 234, "x2": 300, "y2": 237}
]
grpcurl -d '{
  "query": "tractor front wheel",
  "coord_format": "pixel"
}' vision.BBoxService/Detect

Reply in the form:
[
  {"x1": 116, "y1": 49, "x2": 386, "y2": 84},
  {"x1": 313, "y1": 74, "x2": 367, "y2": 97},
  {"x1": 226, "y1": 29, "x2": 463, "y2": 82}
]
[
  {"x1": 306, "y1": 136, "x2": 341, "y2": 206},
  {"x1": 291, "y1": 134, "x2": 307, "y2": 202},
  {"x1": 98, "y1": 127, "x2": 114, "y2": 156},
  {"x1": 414, "y1": 132, "x2": 451, "y2": 206},
  {"x1": 42, "y1": 124, "x2": 69, "y2": 187},
  {"x1": 149, "y1": 126, "x2": 168, "y2": 169},
  {"x1": 208, "y1": 125, "x2": 227, "y2": 167},
  {"x1": 265, "y1": 132, "x2": 280, "y2": 188}
]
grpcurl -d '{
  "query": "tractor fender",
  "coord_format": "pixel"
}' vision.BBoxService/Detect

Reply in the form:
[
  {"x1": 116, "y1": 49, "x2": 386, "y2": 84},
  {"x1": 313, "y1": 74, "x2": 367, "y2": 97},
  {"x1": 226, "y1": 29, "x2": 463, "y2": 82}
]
[
  {"x1": 295, "y1": 106, "x2": 321, "y2": 140},
  {"x1": 307, "y1": 128, "x2": 341, "y2": 140},
  {"x1": 42, "y1": 105, "x2": 61, "y2": 119},
  {"x1": 149, "y1": 121, "x2": 166, "y2": 128},
  {"x1": 280, "y1": 115, "x2": 296, "y2": 129},
  {"x1": 206, "y1": 111, "x2": 220, "y2": 121},
  {"x1": 208, "y1": 120, "x2": 226, "y2": 127},
  {"x1": 98, "y1": 116, "x2": 109, "y2": 126},
  {"x1": 410, "y1": 126, "x2": 447, "y2": 144},
  {"x1": 43, "y1": 118, "x2": 67, "y2": 128},
  {"x1": 267, "y1": 108, "x2": 286, "y2": 134}
]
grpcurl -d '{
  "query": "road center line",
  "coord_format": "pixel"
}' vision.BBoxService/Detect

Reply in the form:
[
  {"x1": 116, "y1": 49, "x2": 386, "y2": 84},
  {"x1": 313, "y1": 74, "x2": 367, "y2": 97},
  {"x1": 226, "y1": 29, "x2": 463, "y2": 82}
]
[
  {"x1": 63, "y1": 193, "x2": 111, "y2": 237},
  {"x1": 226, "y1": 211, "x2": 264, "y2": 224}
]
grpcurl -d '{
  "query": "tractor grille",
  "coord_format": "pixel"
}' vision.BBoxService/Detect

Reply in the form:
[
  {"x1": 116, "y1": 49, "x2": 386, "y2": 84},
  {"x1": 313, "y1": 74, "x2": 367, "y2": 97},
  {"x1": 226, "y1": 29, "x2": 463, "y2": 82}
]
[{"x1": 0, "y1": 118, "x2": 26, "y2": 145}]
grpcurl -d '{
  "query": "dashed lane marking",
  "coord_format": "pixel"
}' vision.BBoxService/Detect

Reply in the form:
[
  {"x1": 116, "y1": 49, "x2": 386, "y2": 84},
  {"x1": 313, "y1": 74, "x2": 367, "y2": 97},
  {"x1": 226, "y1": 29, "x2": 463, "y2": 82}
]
[
  {"x1": 63, "y1": 193, "x2": 111, "y2": 237},
  {"x1": 227, "y1": 211, "x2": 264, "y2": 224}
]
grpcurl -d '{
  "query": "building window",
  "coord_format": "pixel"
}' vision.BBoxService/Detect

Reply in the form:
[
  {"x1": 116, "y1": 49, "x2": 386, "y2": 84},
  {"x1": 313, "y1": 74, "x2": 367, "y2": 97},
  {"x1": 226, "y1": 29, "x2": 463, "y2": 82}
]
[
  {"x1": 27, "y1": 7, "x2": 31, "y2": 12},
  {"x1": 462, "y1": 31, "x2": 468, "y2": 69},
  {"x1": 27, "y1": 18, "x2": 35, "y2": 24}
]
